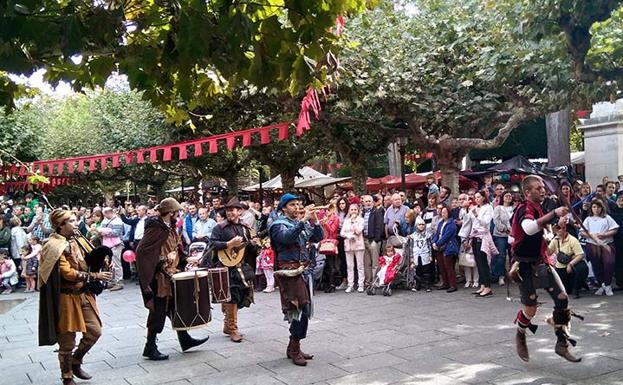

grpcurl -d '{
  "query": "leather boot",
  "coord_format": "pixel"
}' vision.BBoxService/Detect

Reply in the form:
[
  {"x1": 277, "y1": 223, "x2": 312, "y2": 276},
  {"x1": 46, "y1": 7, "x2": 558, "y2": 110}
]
[
  {"x1": 287, "y1": 338, "x2": 314, "y2": 360},
  {"x1": 142, "y1": 332, "x2": 169, "y2": 360},
  {"x1": 71, "y1": 346, "x2": 92, "y2": 380},
  {"x1": 62, "y1": 379, "x2": 76, "y2": 385},
  {"x1": 59, "y1": 351, "x2": 74, "y2": 382},
  {"x1": 222, "y1": 303, "x2": 231, "y2": 335},
  {"x1": 70, "y1": 364, "x2": 92, "y2": 380},
  {"x1": 555, "y1": 339, "x2": 582, "y2": 363},
  {"x1": 515, "y1": 330, "x2": 529, "y2": 362},
  {"x1": 177, "y1": 330, "x2": 209, "y2": 352},
  {"x1": 288, "y1": 339, "x2": 307, "y2": 366},
  {"x1": 229, "y1": 304, "x2": 242, "y2": 343}
]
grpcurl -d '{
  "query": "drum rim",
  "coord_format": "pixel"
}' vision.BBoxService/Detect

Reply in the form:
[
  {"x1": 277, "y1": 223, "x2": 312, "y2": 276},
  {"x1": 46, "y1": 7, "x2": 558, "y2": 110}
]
[{"x1": 172, "y1": 271, "x2": 209, "y2": 279}]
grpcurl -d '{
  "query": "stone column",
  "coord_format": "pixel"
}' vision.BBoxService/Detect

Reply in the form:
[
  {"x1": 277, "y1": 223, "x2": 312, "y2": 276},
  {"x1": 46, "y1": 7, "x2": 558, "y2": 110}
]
[{"x1": 578, "y1": 101, "x2": 623, "y2": 187}]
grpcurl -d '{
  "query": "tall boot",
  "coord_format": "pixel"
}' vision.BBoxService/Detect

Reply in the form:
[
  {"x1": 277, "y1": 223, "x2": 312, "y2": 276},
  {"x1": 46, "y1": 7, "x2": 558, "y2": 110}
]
[
  {"x1": 59, "y1": 351, "x2": 74, "y2": 382},
  {"x1": 142, "y1": 331, "x2": 169, "y2": 360},
  {"x1": 71, "y1": 343, "x2": 93, "y2": 380},
  {"x1": 551, "y1": 309, "x2": 582, "y2": 363},
  {"x1": 287, "y1": 338, "x2": 314, "y2": 360},
  {"x1": 287, "y1": 339, "x2": 307, "y2": 366},
  {"x1": 177, "y1": 330, "x2": 209, "y2": 352},
  {"x1": 62, "y1": 379, "x2": 77, "y2": 385},
  {"x1": 228, "y1": 304, "x2": 242, "y2": 343},
  {"x1": 222, "y1": 303, "x2": 231, "y2": 335},
  {"x1": 515, "y1": 329, "x2": 529, "y2": 362}
]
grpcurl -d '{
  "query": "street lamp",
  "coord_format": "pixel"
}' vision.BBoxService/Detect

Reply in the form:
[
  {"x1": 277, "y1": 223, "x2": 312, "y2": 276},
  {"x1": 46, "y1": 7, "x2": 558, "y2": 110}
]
[{"x1": 396, "y1": 136, "x2": 409, "y2": 193}]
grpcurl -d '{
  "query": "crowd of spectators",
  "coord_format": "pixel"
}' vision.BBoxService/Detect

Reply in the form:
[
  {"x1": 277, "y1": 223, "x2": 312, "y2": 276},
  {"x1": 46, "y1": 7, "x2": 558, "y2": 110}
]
[{"x1": 1, "y1": 174, "x2": 623, "y2": 302}]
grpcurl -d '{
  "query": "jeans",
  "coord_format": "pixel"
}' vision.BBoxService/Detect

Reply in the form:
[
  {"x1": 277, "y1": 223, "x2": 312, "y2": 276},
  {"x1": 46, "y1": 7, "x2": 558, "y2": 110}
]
[
  {"x1": 346, "y1": 250, "x2": 365, "y2": 288},
  {"x1": 110, "y1": 244, "x2": 124, "y2": 285},
  {"x1": 491, "y1": 236, "x2": 509, "y2": 280}
]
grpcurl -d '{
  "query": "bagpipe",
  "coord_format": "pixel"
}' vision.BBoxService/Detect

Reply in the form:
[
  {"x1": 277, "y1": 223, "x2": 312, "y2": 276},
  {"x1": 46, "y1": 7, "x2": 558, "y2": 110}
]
[{"x1": 72, "y1": 230, "x2": 113, "y2": 295}]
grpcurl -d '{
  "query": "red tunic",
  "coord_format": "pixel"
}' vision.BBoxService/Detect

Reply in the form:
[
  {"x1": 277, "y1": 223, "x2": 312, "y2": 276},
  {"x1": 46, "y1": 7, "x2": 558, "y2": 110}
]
[{"x1": 510, "y1": 200, "x2": 547, "y2": 263}]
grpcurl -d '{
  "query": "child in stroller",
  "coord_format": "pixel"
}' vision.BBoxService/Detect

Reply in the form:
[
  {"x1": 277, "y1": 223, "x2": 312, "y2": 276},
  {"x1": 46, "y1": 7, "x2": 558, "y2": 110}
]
[
  {"x1": 367, "y1": 244, "x2": 402, "y2": 296},
  {"x1": 185, "y1": 242, "x2": 208, "y2": 271}
]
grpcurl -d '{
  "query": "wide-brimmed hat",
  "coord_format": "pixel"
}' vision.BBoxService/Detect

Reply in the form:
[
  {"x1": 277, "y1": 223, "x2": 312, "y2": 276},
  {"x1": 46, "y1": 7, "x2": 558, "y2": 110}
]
[
  {"x1": 156, "y1": 197, "x2": 183, "y2": 214},
  {"x1": 278, "y1": 193, "x2": 301, "y2": 210},
  {"x1": 224, "y1": 196, "x2": 244, "y2": 209}
]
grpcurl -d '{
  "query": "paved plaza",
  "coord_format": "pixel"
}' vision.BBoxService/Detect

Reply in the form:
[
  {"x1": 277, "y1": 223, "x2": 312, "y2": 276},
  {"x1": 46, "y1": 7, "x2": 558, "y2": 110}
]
[{"x1": 1, "y1": 283, "x2": 623, "y2": 385}]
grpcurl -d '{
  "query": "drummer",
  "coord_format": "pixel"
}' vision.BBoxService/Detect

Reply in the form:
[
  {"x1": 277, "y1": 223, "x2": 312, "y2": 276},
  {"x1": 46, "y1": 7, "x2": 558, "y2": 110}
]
[
  {"x1": 136, "y1": 197, "x2": 209, "y2": 360},
  {"x1": 210, "y1": 196, "x2": 258, "y2": 343},
  {"x1": 269, "y1": 194, "x2": 324, "y2": 366}
]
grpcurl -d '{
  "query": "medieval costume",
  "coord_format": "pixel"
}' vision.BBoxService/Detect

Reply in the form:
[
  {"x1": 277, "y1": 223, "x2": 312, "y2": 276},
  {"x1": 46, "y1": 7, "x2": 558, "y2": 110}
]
[
  {"x1": 38, "y1": 209, "x2": 102, "y2": 385},
  {"x1": 510, "y1": 193, "x2": 581, "y2": 363},
  {"x1": 210, "y1": 197, "x2": 257, "y2": 343},
  {"x1": 136, "y1": 198, "x2": 208, "y2": 361},
  {"x1": 269, "y1": 194, "x2": 324, "y2": 366}
]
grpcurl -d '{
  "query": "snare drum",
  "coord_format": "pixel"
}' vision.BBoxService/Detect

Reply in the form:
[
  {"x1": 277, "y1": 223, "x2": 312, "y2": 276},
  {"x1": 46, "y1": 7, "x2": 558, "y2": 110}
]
[
  {"x1": 207, "y1": 267, "x2": 231, "y2": 303},
  {"x1": 171, "y1": 271, "x2": 211, "y2": 330}
]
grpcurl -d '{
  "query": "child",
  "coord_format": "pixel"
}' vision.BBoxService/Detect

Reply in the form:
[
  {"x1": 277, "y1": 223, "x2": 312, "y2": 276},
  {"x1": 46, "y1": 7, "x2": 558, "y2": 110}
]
[
  {"x1": 0, "y1": 249, "x2": 18, "y2": 294},
  {"x1": 20, "y1": 244, "x2": 39, "y2": 292},
  {"x1": 377, "y1": 244, "x2": 401, "y2": 287},
  {"x1": 185, "y1": 247, "x2": 202, "y2": 271},
  {"x1": 259, "y1": 239, "x2": 275, "y2": 293},
  {"x1": 408, "y1": 217, "x2": 433, "y2": 292},
  {"x1": 458, "y1": 241, "x2": 479, "y2": 288}
]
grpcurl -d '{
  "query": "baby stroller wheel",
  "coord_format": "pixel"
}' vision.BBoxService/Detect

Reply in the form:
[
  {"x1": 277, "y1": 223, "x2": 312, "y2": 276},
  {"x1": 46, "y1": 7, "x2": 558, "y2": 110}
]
[
  {"x1": 383, "y1": 286, "x2": 392, "y2": 296},
  {"x1": 366, "y1": 286, "x2": 376, "y2": 296}
]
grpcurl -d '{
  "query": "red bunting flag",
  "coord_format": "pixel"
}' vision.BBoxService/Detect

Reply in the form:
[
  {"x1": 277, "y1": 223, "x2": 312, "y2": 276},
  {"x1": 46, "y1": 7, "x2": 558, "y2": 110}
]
[
  {"x1": 209, "y1": 139, "x2": 218, "y2": 154},
  {"x1": 163, "y1": 146, "x2": 172, "y2": 161},
  {"x1": 112, "y1": 155, "x2": 121, "y2": 168},
  {"x1": 178, "y1": 145, "x2": 188, "y2": 160},
  {"x1": 226, "y1": 135, "x2": 236, "y2": 150}
]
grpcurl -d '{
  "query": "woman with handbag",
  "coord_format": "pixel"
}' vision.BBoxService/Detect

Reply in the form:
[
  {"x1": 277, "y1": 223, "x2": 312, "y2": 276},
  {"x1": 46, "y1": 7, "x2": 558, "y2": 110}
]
[
  {"x1": 340, "y1": 204, "x2": 365, "y2": 293},
  {"x1": 547, "y1": 219, "x2": 588, "y2": 299},
  {"x1": 319, "y1": 204, "x2": 340, "y2": 293}
]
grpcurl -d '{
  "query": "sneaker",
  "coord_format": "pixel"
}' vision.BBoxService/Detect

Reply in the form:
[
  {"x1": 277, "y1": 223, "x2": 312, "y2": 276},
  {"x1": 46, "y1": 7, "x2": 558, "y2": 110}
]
[
  {"x1": 345, "y1": 286, "x2": 354, "y2": 293},
  {"x1": 604, "y1": 285, "x2": 614, "y2": 296},
  {"x1": 411, "y1": 287, "x2": 418, "y2": 292},
  {"x1": 336, "y1": 282, "x2": 348, "y2": 290},
  {"x1": 109, "y1": 284, "x2": 124, "y2": 292},
  {"x1": 357, "y1": 287, "x2": 364, "y2": 293},
  {"x1": 595, "y1": 284, "x2": 605, "y2": 296},
  {"x1": 498, "y1": 277, "x2": 505, "y2": 286},
  {"x1": 464, "y1": 281, "x2": 471, "y2": 288},
  {"x1": 472, "y1": 282, "x2": 479, "y2": 288},
  {"x1": 262, "y1": 287, "x2": 274, "y2": 293},
  {"x1": 425, "y1": 288, "x2": 432, "y2": 293},
  {"x1": 1, "y1": 289, "x2": 13, "y2": 295}
]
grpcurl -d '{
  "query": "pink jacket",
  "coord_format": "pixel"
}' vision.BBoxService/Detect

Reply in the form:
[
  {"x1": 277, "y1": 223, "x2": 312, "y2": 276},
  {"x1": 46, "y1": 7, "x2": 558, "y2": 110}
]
[{"x1": 340, "y1": 216, "x2": 365, "y2": 252}]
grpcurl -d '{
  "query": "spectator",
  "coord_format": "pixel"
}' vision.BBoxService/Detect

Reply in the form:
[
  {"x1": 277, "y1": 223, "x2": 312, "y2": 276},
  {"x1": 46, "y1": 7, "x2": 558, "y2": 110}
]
[
  {"x1": 606, "y1": 180, "x2": 618, "y2": 202},
  {"x1": 121, "y1": 205, "x2": 148, "y2": 248},
  {"x1": 0, "y1": 249, "x2": 17, "y2": 294},
  {"x1": 340, "y1": 203, "x2": 365, "y2": 293},
  {"x1": 209, "y1": 196, "x2": 223, "y2": 220},
  {"x1": 361, "y1": 195, "x2": 384, "y2": 289},
  {"x1": 581, "y1": 199, "x2": 619, "y2": 296},
  {"x1": 320, "y1": 203, "x2": 340, "y2": 293},
  {"x1": 610, "y1": 191, "x2": 623, "y2": 290},
  {"x1": 384, "y1": 193, "x2": 409, "y2": 245},
  {"x1": 0, "y1": 217, "x2": 10, "y2": 254},
  {"x1": 9, "y1": 216, "x2": 28, "y2": 278},
  {"x1": 493, "y1": 184, "x2": 506, "y2": 206},
  {"x1": 182, "y1": 203, "x2": 199, "y2": 246},
  {"x1": 432, "y1": 205, "x2": 459, "y2": 293},
  {"x1": 407, "y1": 217, "x2": 433, "y2": 292},
  {"x1": 19, "y1": 244, "x2": 38, "y2": 292},
  {"x1": 335, "y1": 197, "x2": 349, "y2": 290},
  {"x1": 26, "y1": 206, "x2": 51, "y2": 241},
  {"x1": 422, "y1": 192, "x2": 439, "y2": 236},
  {"x1": 425, "y1": 174, "x2": 439, "y2": 195},
  {"x1": 383, "y1": 194, "x2": 392, "y2": 210},
  {"x1": 193, "y1": 207, "x2": 217, "y2": 242},
  {"x1": 548, "y1": 219, "x2": 588, "y2": 299},
  {"x1": 98, "y1": 207, "x2": 125, "y2": 291},
  {"x1": 439, "y1": 186, "x2": 452, "y2": 206},
  {"x1": 492, "y1": 190, "x2": 514, "y2": 286},
  {"x1": 470, "y1": 190, "x2": 494, "y2": 297}
]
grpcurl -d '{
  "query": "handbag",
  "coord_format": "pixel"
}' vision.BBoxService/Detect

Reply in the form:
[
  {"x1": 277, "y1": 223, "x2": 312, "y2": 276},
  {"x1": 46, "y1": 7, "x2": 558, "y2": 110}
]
[
  {"x1": 458, "y1": 251, "x2": 475, "y2": 267},
  {"x1": 318, "y1": 239, "x2": 338, "y2": 255},
  {"x1": 556, "y1": 239, "x2": 573, "y2": 265}
]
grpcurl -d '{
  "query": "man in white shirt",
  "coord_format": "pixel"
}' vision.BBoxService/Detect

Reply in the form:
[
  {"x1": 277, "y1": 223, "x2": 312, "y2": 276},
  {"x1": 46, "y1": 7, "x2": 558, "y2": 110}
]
[{"x1": 192, "y1": 208, "x2": 217, "y2": 242}]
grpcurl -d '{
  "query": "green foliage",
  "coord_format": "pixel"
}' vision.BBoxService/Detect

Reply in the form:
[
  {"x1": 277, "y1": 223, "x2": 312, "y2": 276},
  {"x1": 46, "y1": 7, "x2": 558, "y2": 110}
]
[{"x1": 1, "y1": 0, "x2": 369, "y2": 121}]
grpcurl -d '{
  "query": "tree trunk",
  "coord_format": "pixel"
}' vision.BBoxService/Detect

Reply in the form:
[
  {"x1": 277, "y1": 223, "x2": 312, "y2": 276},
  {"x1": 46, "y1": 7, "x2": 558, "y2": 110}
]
[
  {"x1": 224, "y1": 174, "x2": 239, "y2": 198},
  {"x1": 436, "y1": 146, "x2": 465, "y2": 200},
  {"x1": 281, "y1": 171, "x2": 296, "y2": 192},
  {"x1": 546, "y1": 108, "x2": 571, "y2": 167},
  {"x1": 387, "y1": 142, "x2": 401, "y2": 176},
  {"x1": 350, "y1": 162, "x2": 368, "y2": 195}
]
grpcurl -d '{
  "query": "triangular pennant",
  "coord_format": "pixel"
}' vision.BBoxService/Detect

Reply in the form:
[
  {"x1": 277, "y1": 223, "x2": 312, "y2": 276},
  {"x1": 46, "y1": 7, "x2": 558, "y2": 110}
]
[
  {"x1": 149, "y1": 149, "x2": 158, "y2": 163},
  {"x1": 278, "y1": 124, "x2": 288, "y2": 141},
  {"x1": 260, "y1": 127, "x2": 271, "y2": 144},
  {"x1": 194, "y1": 142, "x2": 203, "y2": 157},
  {"x1": 242, "y1": 132, "x2": 252, "y2": 147}
]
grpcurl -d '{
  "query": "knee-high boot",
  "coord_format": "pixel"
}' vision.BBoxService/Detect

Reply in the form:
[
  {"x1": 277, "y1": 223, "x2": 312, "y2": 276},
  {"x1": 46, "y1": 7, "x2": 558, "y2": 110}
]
[
  {"x1": 228, "y1": 304, "x2": 242, "y2": 342},
  {"x1": 550, "y1": 309, "x2": 582, "y2": 363}
]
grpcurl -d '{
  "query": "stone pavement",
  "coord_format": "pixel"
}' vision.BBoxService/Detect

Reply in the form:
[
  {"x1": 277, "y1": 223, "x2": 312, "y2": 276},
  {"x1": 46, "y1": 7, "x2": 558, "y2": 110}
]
[{"x1": 2, "y1": 283, "x2": 623, "y2": 385}]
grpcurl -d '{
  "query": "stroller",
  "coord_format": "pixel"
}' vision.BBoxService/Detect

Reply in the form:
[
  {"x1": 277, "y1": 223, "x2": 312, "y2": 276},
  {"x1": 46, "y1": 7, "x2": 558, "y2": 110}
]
[
  {"x1": 185, "y1": 242, "x2": 209, "y2": 271},
  {"x1": 367, "y1": 225, "x2": 413, "y2": 296}
]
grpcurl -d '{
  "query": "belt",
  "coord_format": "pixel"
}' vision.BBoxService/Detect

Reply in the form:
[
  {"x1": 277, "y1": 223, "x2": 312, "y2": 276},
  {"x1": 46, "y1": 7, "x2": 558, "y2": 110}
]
[
  {"x1": 278, "y1": 261, "x2": 309, "y2": 270},
  {"x1": 60, "y1": 287, "x2": 86, "y2": 295}
]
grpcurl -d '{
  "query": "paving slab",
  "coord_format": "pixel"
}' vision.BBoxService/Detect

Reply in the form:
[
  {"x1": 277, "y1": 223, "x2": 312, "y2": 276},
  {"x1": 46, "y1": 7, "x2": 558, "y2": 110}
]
[{"x1": 1, "y1": 283, "x2": 622, "y2": 384}]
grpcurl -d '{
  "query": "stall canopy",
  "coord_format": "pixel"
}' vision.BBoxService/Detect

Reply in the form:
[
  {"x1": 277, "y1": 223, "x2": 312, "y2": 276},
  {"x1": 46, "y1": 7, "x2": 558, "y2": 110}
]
[
  {"x1": 242, "y1": 166, "x2": 351, "y2": 191},
  {"x1": 340, "y1": 171, "x2": 477, "y2": 191}
]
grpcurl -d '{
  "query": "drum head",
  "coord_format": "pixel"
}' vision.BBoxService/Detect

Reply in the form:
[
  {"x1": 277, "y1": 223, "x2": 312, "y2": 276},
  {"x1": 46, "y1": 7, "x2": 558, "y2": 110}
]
[{"x1": 172, "y1": 270, "x2": 208, "y2": 280}]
